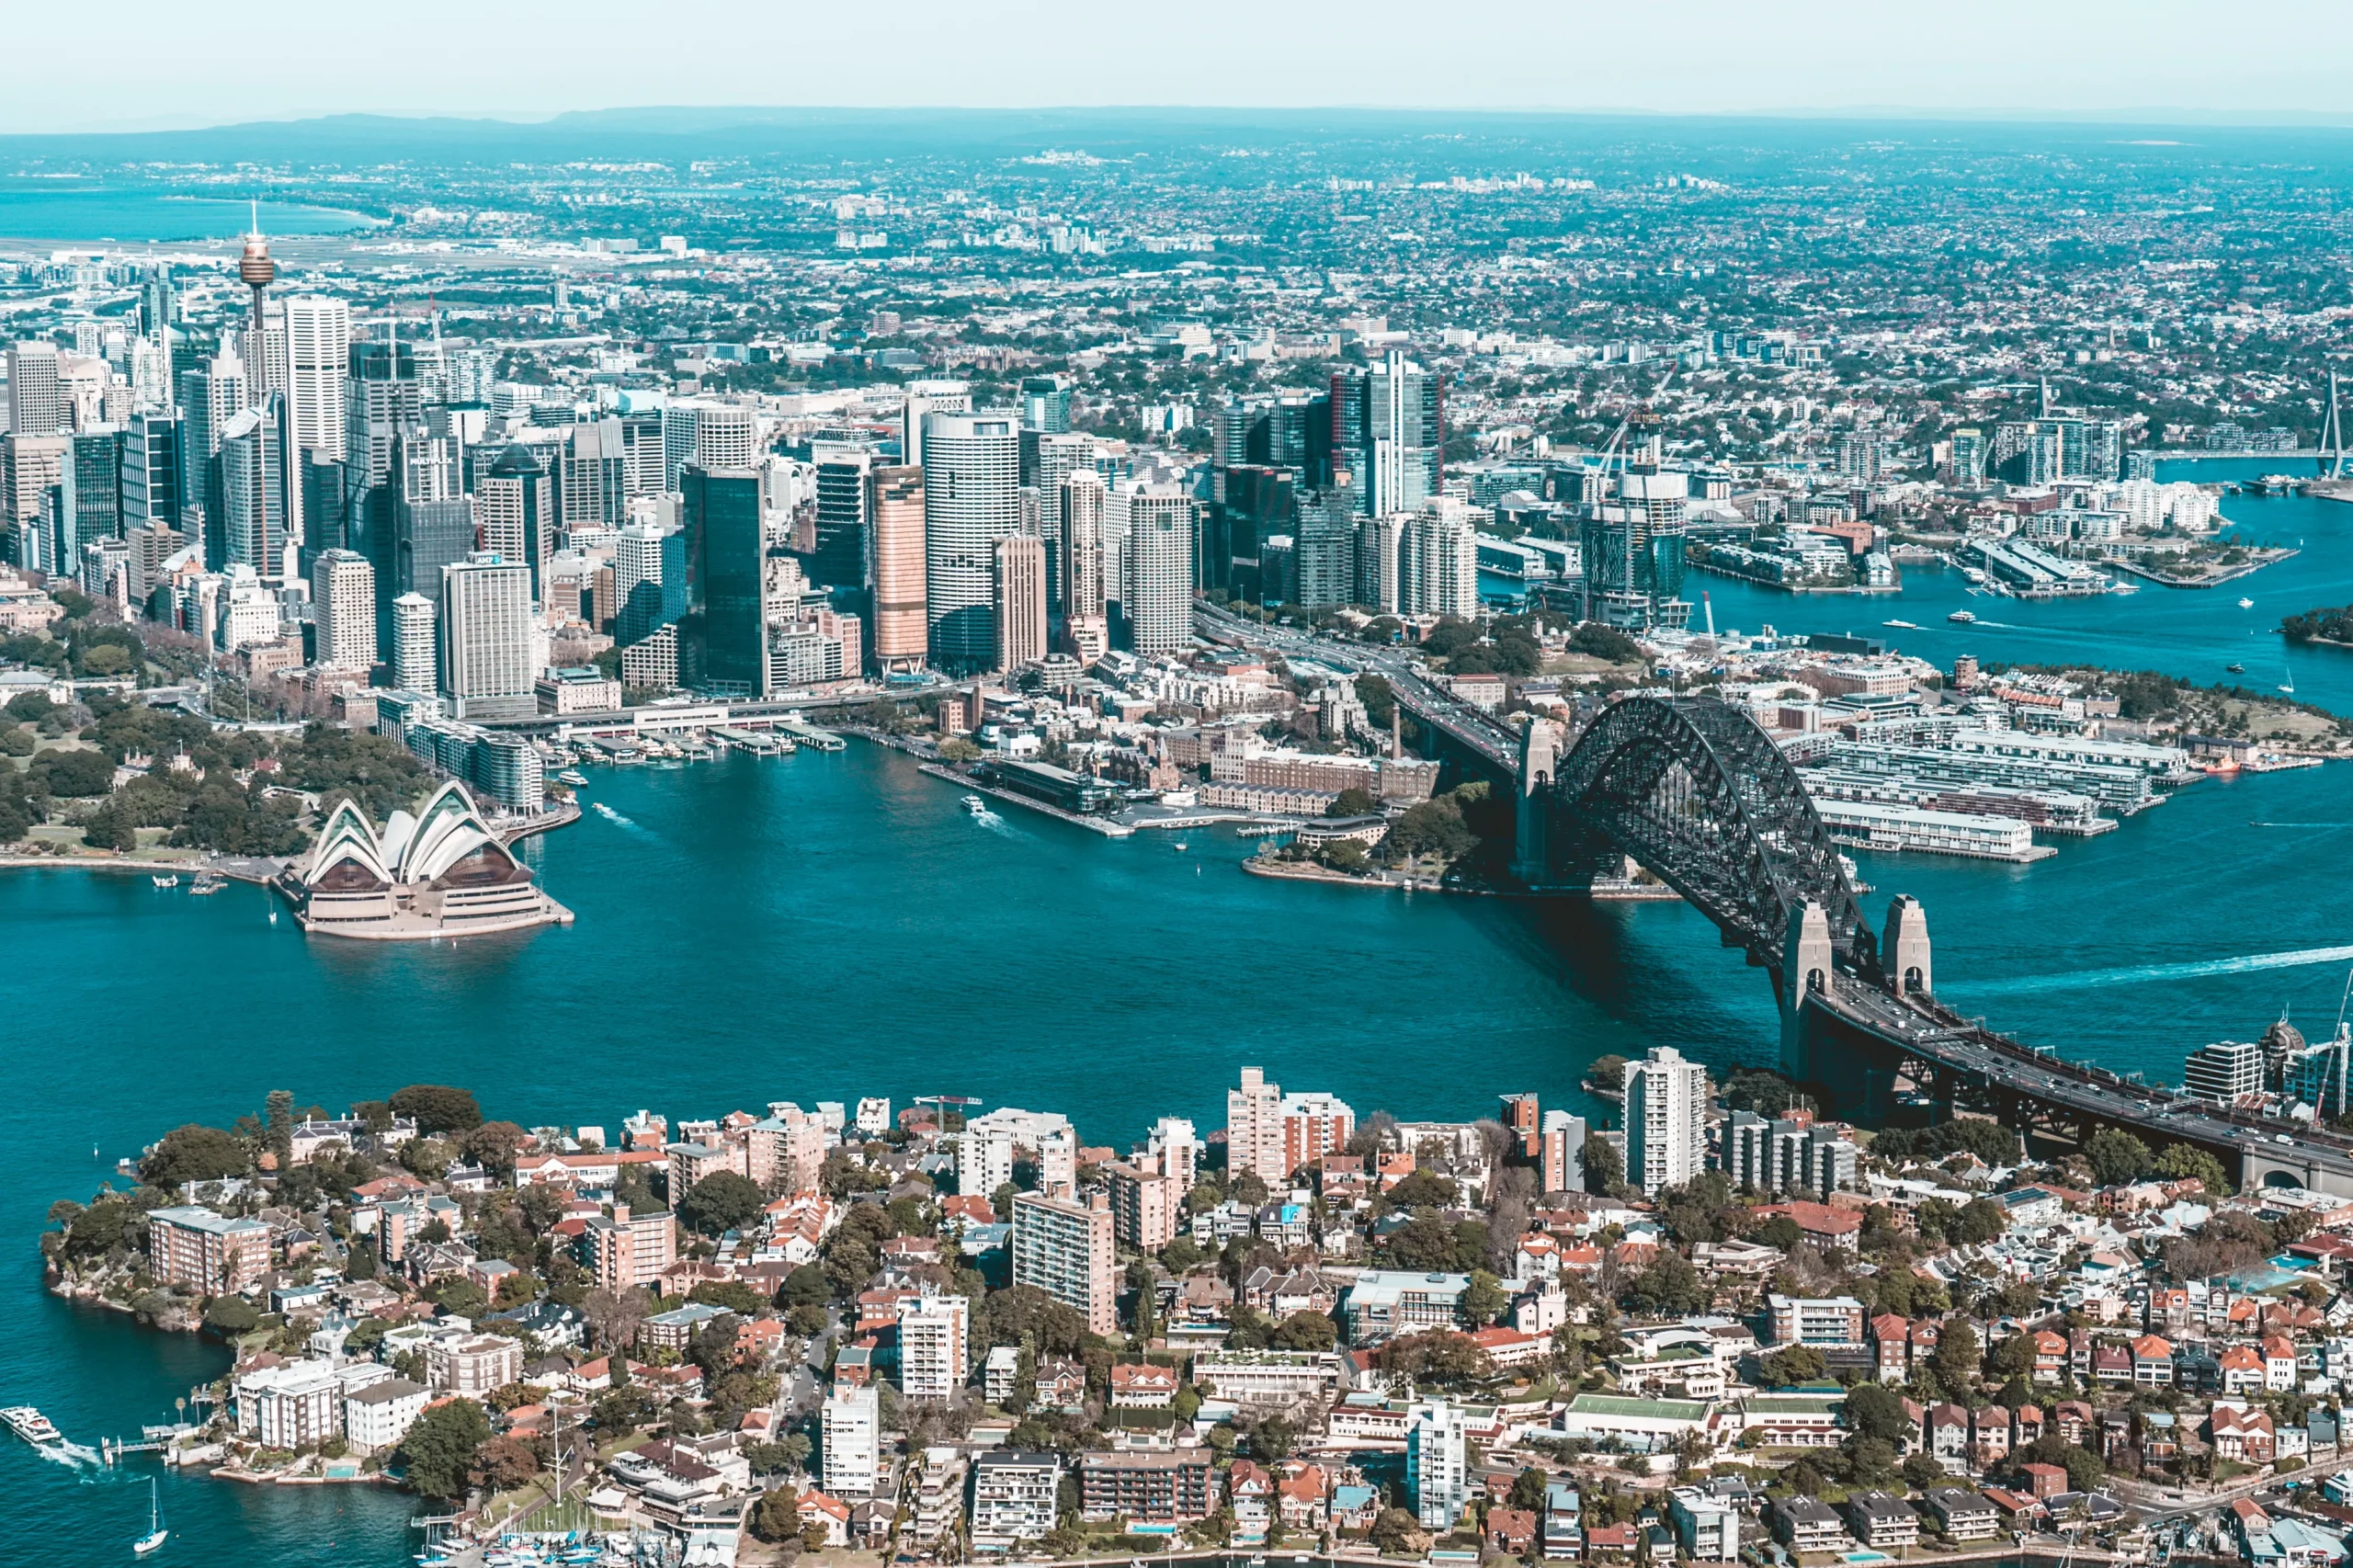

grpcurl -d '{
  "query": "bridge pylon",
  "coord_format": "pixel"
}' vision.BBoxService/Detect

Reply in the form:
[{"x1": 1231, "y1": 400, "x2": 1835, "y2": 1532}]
[
  {"x1": 1510, "y1": 718, "x2": 1561, "y2": 885},
  {"x1": 1882, "y1": 895, "x2": 1931, "y2": 997},
  {"x1": 1779, "y1": 900, "x2": 1833, "y2": 1078}
]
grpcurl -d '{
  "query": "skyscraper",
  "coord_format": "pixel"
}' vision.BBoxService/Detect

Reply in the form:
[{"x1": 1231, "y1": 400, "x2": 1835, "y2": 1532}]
[
  {"x1": 281, "y1": 296, "x2": 350, "y2": 460},
  {"x1": 56, "y1": 430, "x2": 122, "y2": 578},
  {"x1": 120, "y1": 414, "x2": 181, "y2": 533},
  {"x1": 867, "y1": 464, "x2": 927, "y2": 673},
  {"x1": 1349, "y1": 349, "x2": 1442, "y2": 517},
  {"x1": 217, "y1": 395, "x2": 297, "y2": 584},
  {"x1": 681, "y1": 464, "x2": 767, "y2": 697},
  {"x1": 1407, "y1": 1398, "x2": 1471, "y2": 1530},
  {"x1": 992, "y1": 534, "x2": 1047, "y2": 672},
  {"x1": 614, "y1": 522, "x2": 686, "y2": 647},
  {"x1": 440, "y1": 553, "x2": 536, "y2": 720},
  {"x1": 1120, "y1": 482, "x2": 1196, "y2": 657},
  {"x1": 390, "y1": 591, "x2": 437, "y2": 692},
  {"x1": 808, "y1": 442, "x2": 875, "y2": 598},
  {"x1": 1624, "y1": 1046, "x2": 1707, "y2": 1197},
  {"x1": 919, "y1": 411, "x2": 1022, "y2": 671},
  {"x1": 181, "y1": 343, "x2": 249, "y2": 568},
  {"x1": 1059, "y1": 470, "x2": 1108, "y2": 662},
  {"x1": 6, "y1": 341, "x2": 62, "y2": 437},
  {"x1": 1580, "y1": 464, "x2": 1691, "y2": 631},
  {"x1": 312, "y1": 549, "x2": 377, "y2": 672},
  {"x1": 476, "y1": 444, "x2": 554, "y2": 604},
  {"x1": 1019, "y1": 373, "x2": 1072, "y2": 434},
  {"x1": 1294, "y1": 485, "x2": 1360, "y2": 609}
]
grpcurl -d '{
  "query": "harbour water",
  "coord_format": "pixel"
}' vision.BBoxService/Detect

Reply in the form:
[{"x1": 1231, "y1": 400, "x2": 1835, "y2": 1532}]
[
  {"x1": 0, "y1": 183, "x2": 379, "y2": 243},
  {"x1": 6, "y1": 489, "x2": 2353, "y2": 1556},
  {"x1": 1690, "y1": 463, "x2": 2353, "y2": 713}
]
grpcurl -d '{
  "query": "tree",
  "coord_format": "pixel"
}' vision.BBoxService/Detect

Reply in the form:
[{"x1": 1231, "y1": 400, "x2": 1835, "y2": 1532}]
[
  {"x1": 1376, "y1": 1331, "x2": 1493, "y2": 1386},
  {"x1": 1622, "y1": 1251, "x2": 1708, "y2": 1316},
  {"x1": 752, "y1": 1485, "x2": 802, "y2": 1543},
  {"x1": 264, "y1": 1090, "x2": 294, "y2": 1168},
  {"x1": 461, "y1": 1121, "x2": 532, "y2": 1175},
  {"x1": 583, "y1": 1286, "x2": 654, "y2": 1350},
  {"x1": 346, "y1": 1237, "x2": 380, "y2": 1281},
  {"x1": 1931, "y1": 1321, "x2": 1983, "y2": 1392},
  {"x1": 1507, "y1": 1467, "x2": 1551, "y2": 1510},
  {"x1": 388, "y1": 1085, "x2": 483, "y2": 1135},
  {"x1": 1327, "y1": 787, "x2": 1378, "y2": 817},
  {"x1": 2085, "y1": 1128, "x2": 2154, "y2": 1188},
  {"x1": 477, "y1": 1436, "x2": 541, "y2": 1491},
  {"x1": 1844, "y1": 1381, "x2": 1911, "y2": 1444},
  {"x1": 1269, "y1": 1311, "x2": 1337, "y2": 1351},
  {"x1": 1370, "y1": 1508, "x2": 1431, "y2": 1556},
  {"x1": 1582, "y1": 1133, "x2": 1625, "y2": 1198},
  {"x1": 203, "y1": 1296, "x2": 260, "y2": 1335},
  {"x1": 1385, "y1": 1168, "x2": 1458, "y2": 1208},
  {"x1": 141, "y1": 1123, "x2": 250, "y2": 1185},
  {"x1": 1759, "y1": 1346, "x2": 1827, "y2": 1387},
  {"x1": 400, "y1": 1399, "x2": 492, "y2": 1500},
  {"x1": 2154, "y1": 1142, "x2": 2232, "y2": 1197},
  {"x1": 678, "y1": 1171, "x2": 765, "y2": 1236}
]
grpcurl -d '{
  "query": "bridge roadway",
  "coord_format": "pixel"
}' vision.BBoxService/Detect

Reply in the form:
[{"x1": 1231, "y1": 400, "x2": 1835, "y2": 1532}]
[{"x1": 1192, "y1": 602, "x2": 2353, "y2": 1192}]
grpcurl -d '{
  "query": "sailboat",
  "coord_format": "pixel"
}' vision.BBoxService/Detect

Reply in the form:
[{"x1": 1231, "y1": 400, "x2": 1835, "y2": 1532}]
[{"x1": 133, "y1": 1476, "x2": 166, "y2": 1555}]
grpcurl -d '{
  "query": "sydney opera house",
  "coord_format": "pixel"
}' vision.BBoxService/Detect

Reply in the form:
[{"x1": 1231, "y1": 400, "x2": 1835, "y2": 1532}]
[{"x1": 278, "y1": 780, "x2": 573, "y2": 939}]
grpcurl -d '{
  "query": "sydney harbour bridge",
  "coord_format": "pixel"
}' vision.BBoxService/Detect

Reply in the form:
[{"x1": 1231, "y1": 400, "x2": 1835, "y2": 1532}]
[{"x1": 1193, "y1": 606, "x2": 2353, "y2": 1196}]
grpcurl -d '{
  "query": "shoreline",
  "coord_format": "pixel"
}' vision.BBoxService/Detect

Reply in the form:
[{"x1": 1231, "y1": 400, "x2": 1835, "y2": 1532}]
[{"x1": 2104, "y1": 547, "x2": 2298, "y2": 589}]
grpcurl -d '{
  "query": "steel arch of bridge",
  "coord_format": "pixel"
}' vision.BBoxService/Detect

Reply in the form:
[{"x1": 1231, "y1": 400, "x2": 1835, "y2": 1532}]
[{"x1": 1548, "y1": 695, "x2": 1877, "y2": 987}]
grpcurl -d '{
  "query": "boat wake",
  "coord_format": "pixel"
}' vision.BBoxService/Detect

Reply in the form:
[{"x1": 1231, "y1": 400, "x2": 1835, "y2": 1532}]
[
  {"x1": 41, "y1": 1440, "x2": 100, "y2": 1468},
  {"x1": 2248, "y1": 822, "x2": 2353, "y2": 829},
  {"x1": 1955, "y1": 942, "x2": 2353, "y2": 997},
  {"x1": 591, "y1": 802, "x2": 639, "y2": 831}
]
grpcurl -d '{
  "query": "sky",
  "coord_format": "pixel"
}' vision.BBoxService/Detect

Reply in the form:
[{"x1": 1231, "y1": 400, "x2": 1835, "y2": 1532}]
[{"x1": 7, "y1": 0, "x2": 2353, "y2": 135}]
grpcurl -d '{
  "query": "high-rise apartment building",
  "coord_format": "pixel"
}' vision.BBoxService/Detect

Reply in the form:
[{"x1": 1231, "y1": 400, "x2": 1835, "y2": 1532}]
[
  {"x1": 992, "y1": 534, "x2": 1047, "y2": 671},
  {"x1": 585, "y1": 1202, "x2": 676, "y2": 1292},
  {"x1": 1011, "y1": 1191, "x2": 1118, "y2": 1337},
  {"x1": 682, "y1": 465, "x2": 767, "y2": 697},
  {"x1": 280, "y1": 296, "x2": 351, "y2": 460},
  {"x1": 1407, "y1": 1398, "x2": 1471, "y2": 1529},
  {"x1": 1224, "y1": 1068, "x2": 1352, "y2": 1182},
  {"x1": 6, "y1": 341, "x2": 62, "y2": 437},
  {"x1": 897, "y1": 1291, "x2": 970, "y2": 1400},
  {"x1": 920, "y1": 411, "x2": 1022, "y2": 670},
  {"x1": 822, "y1": 1381, "x2": 881, "y2": 1497},
  {"x1": 440, "y1": 553, "x2": 537, "y2": 721},
  {"x1": 1624, "y1": 1046, "x2": 1707, "y2": 1196},
  {"x1": 312, "y1": 549, "x2": 377, "y2": 673},
  {"x1": 1060, "y1": 470, "x2": 1108, "y2": 661},
  {"x1": 390, "y1": 592, "x2": 437, "y2": 692},
  {"x1": 867, "y1": 464, "x2": 927, "y2": 672},
  {"x1": 1120, "y1": 482, "x2": 1196, "y2": 657},
  {"x1": 1404, "y1": 497, "x2": 1478, "y2": 619},
  {"x1": 1106, "y1": 1160, "x2": 1180, "y2": 1252},
  {"x1": 957, "y1": 1108, "x2": 1075, "y2": 1201}
]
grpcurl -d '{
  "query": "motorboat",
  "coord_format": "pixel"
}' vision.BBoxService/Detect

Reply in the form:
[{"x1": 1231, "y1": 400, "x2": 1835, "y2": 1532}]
[
  {"x1": 1, "y1": 1406, "x2": 62, "y2": 1446},
  {"x1": 1881, "y1": 619, "x2": 1920, "y2": 630},
  {"x1": 1947, "y1": 609, "x2": 1977, "y2": 624},
  {"x1": 150, "y1": 874, "x2": 178, "y2": 888},
  {"x1": 2227, "y1": 664, "x2": 2245, "y2": 674},
  {"x1": 2238, "y1": 597, "x2": 2256, "y2": 608}
]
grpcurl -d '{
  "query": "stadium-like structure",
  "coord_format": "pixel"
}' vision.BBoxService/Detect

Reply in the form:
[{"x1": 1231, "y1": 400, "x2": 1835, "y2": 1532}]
[{"x1": 278, "y1": 780, "x2": 571, "y2": 939}]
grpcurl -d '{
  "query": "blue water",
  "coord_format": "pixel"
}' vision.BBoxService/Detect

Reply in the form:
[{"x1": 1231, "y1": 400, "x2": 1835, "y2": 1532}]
[
  {"x1": 0, "y1": 184, "x2": 378, "y2": 242},
  {"x1": 6, "y1": 620, "x2": 2352, "y2": 1561},
  {"x1": 1691, "y1": 467, "x2": 2353, "y2": 712}
]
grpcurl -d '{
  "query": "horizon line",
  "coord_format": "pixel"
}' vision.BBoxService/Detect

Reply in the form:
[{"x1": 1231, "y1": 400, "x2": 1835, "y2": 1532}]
[{"x1": 15, "y1": 102, "x2": 2353, "y2": 140}]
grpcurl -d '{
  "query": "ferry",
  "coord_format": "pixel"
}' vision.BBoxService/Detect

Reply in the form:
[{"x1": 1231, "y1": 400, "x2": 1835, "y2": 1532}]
[
  {"x1": 961, "y1": 795, "x2": 989, "y2": 816},
  {"x1": 554, "y1": 769, "x2": 588, "y2": 787},
  {"x1": 150, "y1": 874, "x2": 178, "y2": 888},
  {"x1": 1881, "y1": 619, "x2": 1920, "y2": 631},
  {"x1": 1947, "y1": 609, "x2": 1977, "y2": 625},
  {"x1": 1, "y1": 1406, "x2": 62, "y2": 1446},
  {"x1": 2238, "y1": 597, "x2": 2256, "y2": 608}
]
